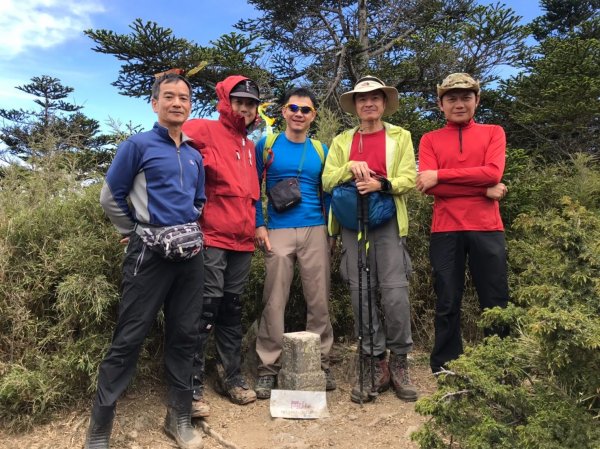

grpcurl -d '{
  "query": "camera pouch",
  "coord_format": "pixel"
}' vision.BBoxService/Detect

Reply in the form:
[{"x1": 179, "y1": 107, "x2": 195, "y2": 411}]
[{"x1": 267, "y1": 177, "x2": 302, "y2": 212}]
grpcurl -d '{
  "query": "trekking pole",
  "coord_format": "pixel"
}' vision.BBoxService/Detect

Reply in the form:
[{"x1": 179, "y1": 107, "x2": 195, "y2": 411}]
[
  {"x1": 356, "y1": 189, "x2": 365, "y2": 405},
  {"x1": 361, "y1": 193, "x2": 377, "y2": 399}
]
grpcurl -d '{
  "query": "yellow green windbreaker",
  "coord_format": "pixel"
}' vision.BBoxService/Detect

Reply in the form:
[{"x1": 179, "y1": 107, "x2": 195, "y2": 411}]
[{"x1": 322, "y1": 123, "x2": 416, "y2": 237}]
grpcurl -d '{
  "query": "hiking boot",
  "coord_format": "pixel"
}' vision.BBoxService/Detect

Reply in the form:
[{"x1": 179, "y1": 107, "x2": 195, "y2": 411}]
[
  {"x1": 164, "y1": 389, "x2": 204, "y2": 449},
  {"x1": 191, "y1": 398, "x2": 210, "y2": 419},
  {"x1": 323, "y1": 368, "x2": 337, "y2": 391},
  {"x1": 255, "y1": 375, "x2": 276, "y2": 399},
  {"x1": 222, "y1": 378, "x2": 257, "y2": 405},
  {"x1": 191, "y1": 375, "x2": 210, "y2": 418},
  {"x1": 84, "y1": 402, "x2": 115, "y2": 449},
  {"x1": 215, "y1": 363, "x2": 256, "y2": 405},
  {"x1": 389, "y1": 353, "x2": 418, "y2": 402},
  {"x1": 350, "y1": 356, "x2": 390, "y2": 404}
]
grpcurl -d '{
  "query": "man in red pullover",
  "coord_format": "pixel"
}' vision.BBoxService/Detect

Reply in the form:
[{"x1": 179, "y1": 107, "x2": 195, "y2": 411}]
[{"x1": 416, "y1": 73, "x2": 509, "y2": 373}]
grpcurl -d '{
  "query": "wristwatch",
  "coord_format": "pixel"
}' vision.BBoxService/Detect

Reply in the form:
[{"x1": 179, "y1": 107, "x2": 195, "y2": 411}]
[{"x1": 379, "y1": 177, "x2": 391, "y2": 192}]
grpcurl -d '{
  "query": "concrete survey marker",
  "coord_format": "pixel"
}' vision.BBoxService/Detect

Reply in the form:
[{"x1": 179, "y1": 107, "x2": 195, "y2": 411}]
[{"x1": 271, "y1": 331, "x2": 329, "y2": 418}]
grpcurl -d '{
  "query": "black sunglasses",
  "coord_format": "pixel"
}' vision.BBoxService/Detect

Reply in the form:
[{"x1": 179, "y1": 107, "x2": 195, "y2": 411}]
[{"x1": 284, "y1": 103, "x2": 316, "y2": 114}]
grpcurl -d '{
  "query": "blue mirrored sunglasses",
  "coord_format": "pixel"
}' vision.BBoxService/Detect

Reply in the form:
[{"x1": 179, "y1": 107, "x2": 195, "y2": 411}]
[{"x1": 284, "y1": 103, "x2": 316, "y2": 114}]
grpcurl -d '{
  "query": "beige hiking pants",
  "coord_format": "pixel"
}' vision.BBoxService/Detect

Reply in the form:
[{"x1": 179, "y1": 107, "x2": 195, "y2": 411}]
[{"x1": 256, "y1": 225, "x2": 334, "y2": 376}]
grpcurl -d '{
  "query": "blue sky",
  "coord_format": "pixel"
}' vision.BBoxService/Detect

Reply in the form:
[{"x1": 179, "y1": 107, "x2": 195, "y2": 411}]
[{"x1": 0, "y1": 0, "x2": 543, "y2": 134}]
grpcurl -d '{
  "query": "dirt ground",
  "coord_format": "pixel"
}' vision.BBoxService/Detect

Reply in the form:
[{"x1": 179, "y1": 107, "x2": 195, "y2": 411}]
[{"x1": 0, "y1": 346, "x2": 436, "y2": 449}]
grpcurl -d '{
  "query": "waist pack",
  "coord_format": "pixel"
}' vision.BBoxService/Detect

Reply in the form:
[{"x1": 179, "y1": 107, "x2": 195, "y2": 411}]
[
  {"x1": 136, "y1": 222, "x2": 204, "y2": 262},
  {"x1": 331, "y1": 182, "x2": 396, "y2": 231},
  {"x1": 267, "y1": 177, "x2": 302, "y2": 212}
]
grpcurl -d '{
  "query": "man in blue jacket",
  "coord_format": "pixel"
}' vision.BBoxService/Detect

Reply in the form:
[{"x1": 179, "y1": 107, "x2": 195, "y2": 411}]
[
  {"x1": 85, "y1": 71, "x2": 206, "y2": 449},
  {"x1": 254, "y1": 87, "x2": 335, "y2": 399}
]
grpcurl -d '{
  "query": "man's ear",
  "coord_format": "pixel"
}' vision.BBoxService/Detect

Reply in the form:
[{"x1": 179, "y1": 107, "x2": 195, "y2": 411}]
[
  {"x1": 151, "y1": 97, "x2": 158, "y2": 113},
  {"x1": 437, "y1": 97, "x2": 443, "y2": 110}
]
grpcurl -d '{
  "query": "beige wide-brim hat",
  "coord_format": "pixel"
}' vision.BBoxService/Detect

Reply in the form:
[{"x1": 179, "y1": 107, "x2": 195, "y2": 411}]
[{"x1": 339, "y1": 76, "x2": 399, "y2": 117}]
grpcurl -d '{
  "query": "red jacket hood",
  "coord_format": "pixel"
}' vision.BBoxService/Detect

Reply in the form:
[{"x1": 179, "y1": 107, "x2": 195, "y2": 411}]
[{"x1": 216, "y1": 75, "x2": 259, "y2": 137}]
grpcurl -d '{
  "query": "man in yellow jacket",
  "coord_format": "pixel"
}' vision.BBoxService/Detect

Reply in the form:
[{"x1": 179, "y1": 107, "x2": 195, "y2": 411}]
[{"x1": 322, "y1": 76, "x2": 417, "y2": 404}]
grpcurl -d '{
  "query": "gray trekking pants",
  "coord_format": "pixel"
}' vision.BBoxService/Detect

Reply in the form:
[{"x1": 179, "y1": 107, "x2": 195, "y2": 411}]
[{"x1": 340, "y1": 218, "x2": 413, "y2": 356}]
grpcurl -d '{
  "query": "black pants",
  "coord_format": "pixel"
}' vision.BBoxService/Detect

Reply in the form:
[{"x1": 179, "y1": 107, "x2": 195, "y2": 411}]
[
  {"x1": 429, "y1": 231, "x2": 509, "y2": 372},
  {"x1": 95, "y1": 233, "x2": 204, "y2": 406}
]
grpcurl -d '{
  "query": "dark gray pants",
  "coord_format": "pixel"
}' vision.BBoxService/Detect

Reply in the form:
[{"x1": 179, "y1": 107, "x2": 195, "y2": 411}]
[
  {"x1": 429, "y1": 231, "x2": 509, "y2": 372},
  {"x1": 95, "y1": 233, "x2": 204, "y2": 407},
  {"x1": 340, "y1": 219, "x2": 414, "y2": 356},
  {"x1": 194, "y1": 247, "x2": 253, "y2": 385}
]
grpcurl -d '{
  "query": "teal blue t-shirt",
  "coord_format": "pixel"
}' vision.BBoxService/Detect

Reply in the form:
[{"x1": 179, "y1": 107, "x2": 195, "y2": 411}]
[{"x1": 255, "y1": 134, "x2": 329, "y2": 229}]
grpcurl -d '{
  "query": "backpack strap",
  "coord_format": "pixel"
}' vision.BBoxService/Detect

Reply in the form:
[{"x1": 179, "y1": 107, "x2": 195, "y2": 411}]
[
  {"x1": 262, "y1": 133, "x2": 280, "y2": 180},
  {"x1": 309, "y1": 138, "x2": 324, "y2": 165},
  {"x1": 308, "y1": 138, "x2": 327, "y2": 218}
]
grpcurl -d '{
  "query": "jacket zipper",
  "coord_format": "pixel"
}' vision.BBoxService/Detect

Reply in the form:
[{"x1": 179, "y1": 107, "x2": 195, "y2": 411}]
[
  {"x1": 177, "y1": 147, "x2": 183, "y2": 188},
  {"x1": 244, "y1": 138, "x2": 253, "y2": 166},
  {"x1": 240, "y1": 137, "x2": 249, "y2": 252}
]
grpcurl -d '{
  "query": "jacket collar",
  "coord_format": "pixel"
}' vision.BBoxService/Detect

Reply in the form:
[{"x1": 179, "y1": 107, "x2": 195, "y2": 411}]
[
  {"x1": 346, "y1": 121, "x2": 404, "y2": 138},
  {"x1": 152, "y1": 122, "x2": 192, "y2": 144},
  {"x1": 445, "y1": 118, "x2": 476, "y2": 129}
]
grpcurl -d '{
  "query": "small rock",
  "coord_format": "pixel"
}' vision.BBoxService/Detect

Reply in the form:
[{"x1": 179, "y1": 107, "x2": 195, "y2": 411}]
[{"x1": 405, "y1": 425, "x2": 419, "y2": 437}]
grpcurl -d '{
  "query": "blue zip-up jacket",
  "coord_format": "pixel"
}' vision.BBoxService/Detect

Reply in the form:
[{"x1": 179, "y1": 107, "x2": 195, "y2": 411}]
[{"x1": 100, "y1": 122, "x2": 206, "y2": 235}]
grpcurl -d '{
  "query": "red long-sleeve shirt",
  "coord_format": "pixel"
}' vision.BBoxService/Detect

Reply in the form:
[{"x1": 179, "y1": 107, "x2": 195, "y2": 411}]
[{"x1": 418, "y1": 119, "x2": 505, "y2": 232}]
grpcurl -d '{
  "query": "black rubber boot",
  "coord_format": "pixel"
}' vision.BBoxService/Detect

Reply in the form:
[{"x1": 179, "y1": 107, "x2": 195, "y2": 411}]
[
  {"x1": 83, "y1": 402, "x2": 115, "y2": 449},
  {"x1": 164, "y1": 388, "x2": 204, "y2": 449}
]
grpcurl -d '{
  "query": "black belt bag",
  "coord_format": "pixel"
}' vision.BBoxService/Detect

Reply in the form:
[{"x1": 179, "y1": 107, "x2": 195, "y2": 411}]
[{"x1": 267, "y1": 177, "x2": 302, "y2": 212}]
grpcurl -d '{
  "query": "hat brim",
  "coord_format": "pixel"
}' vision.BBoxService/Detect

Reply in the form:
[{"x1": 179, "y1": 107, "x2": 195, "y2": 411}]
[
  {"x1": 230, "y1": 92, "x2": 260, "y2": 102},
  {"x1": 436, "y1": 85, "x2": 480, "y2": 99},
  {"x1": 340, "y1": 86, "x2": 399, "y2": 117}
]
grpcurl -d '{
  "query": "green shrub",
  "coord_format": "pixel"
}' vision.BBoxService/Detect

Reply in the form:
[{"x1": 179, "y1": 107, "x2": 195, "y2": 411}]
[
  {"x1": 0, "y1": 166, "x2": 123, "y2": 429},
  {"x1": 412, "y1": 158, "x2": 600, "y2": 449}
]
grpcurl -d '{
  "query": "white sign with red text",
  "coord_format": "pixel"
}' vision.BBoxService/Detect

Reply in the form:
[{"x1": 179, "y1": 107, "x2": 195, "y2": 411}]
[{"x1": 269, "y1": 390, "x2": 329, "y2": 419}]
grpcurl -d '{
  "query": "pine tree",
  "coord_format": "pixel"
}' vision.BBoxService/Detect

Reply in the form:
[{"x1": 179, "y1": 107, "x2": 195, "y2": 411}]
[{"x1": 0, "y1": 76, "x2": 109, "y2": 166}]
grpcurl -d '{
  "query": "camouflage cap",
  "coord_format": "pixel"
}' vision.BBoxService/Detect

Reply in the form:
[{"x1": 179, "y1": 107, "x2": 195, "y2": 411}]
[{"x1": 436, "y1": 73, "x2": 480, "y2": 98}]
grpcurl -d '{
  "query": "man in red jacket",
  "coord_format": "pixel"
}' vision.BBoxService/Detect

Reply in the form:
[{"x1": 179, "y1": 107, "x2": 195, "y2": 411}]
[
  {"x1": 182, "y1": 75, "x2": 260, "y2": 414},
  {"x1": 416, "y1": 73, "x2": 509, "y2": 373}
]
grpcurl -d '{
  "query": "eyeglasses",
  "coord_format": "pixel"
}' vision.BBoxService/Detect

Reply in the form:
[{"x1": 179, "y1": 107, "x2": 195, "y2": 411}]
[{"x1": 284, "y1": 103, "x2": 316, "y2": 114}]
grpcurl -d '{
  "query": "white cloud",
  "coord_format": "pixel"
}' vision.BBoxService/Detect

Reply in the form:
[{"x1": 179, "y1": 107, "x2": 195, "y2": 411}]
[{"x1": 0, "y1": 0, "x2": 104, "y2": 58}]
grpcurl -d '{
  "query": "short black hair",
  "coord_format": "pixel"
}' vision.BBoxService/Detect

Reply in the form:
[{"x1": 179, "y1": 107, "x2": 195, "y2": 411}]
[
  {"x1": 151, "y1": 73, "x2": 192, "y2": 100},
  {"x1": 280, "y1": 87, "x2": 318, "y2": 109}
]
